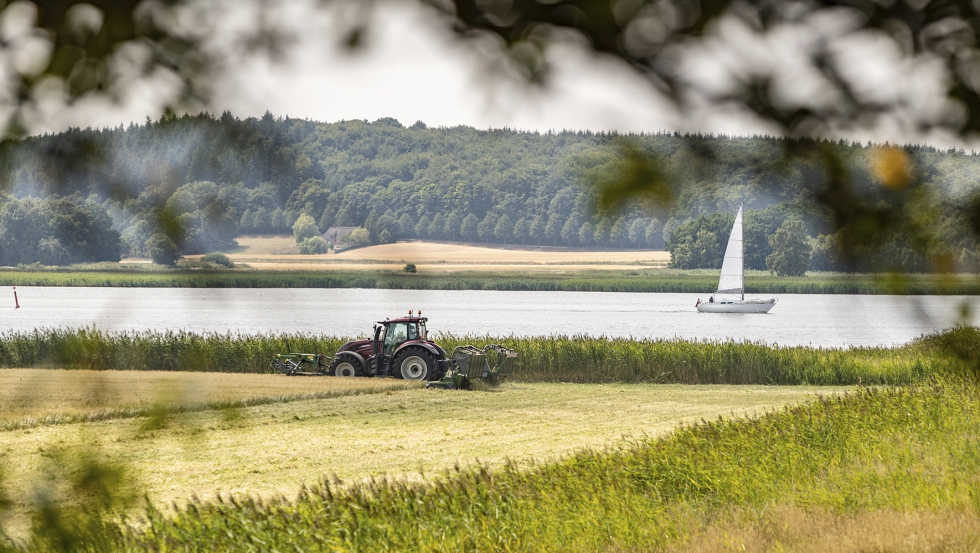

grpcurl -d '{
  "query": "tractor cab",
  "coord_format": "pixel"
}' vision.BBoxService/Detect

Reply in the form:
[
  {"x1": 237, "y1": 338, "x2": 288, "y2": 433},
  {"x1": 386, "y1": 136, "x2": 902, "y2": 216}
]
[
  {"x1": 375, "y1": 316, "x2": 427, "y2": 358},
  {"x1": 330, "y1": 310, "x2": 447, "y2": 380}
]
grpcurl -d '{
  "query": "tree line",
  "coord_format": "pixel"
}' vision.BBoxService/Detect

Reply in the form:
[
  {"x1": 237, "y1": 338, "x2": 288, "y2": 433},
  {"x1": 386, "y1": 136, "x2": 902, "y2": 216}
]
[{"x1": 0, "y1": 112, "x2": 978, "y2": 271}]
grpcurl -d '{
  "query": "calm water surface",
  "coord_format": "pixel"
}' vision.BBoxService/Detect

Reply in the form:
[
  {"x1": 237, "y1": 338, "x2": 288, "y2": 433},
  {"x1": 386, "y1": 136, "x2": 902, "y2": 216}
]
[{"x1": 1, "y1": 287, "x2": 976, "y2": 348}]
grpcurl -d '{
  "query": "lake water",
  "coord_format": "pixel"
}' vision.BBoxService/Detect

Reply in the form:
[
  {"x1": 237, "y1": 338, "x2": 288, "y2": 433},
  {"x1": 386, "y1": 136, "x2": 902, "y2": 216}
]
[{"x1": 0, "y1": 287, "x2": 976, "y2": 348}]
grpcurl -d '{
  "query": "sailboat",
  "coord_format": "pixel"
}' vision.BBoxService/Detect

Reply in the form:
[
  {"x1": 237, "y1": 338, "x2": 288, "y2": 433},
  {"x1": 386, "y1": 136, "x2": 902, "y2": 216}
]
[{"x1": 696, "y1": 204, "x2": 776, "y2": 313}]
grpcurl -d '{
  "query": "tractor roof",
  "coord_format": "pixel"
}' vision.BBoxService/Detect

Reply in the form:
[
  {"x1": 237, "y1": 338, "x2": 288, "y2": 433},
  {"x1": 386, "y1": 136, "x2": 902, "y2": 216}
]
[{"x1": 380, "y1": 316, "x2": 427, "y2": 324}]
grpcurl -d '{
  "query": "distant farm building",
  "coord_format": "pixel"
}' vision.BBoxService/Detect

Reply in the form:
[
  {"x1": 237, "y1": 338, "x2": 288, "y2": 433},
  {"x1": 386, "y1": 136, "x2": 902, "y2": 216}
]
[{"x1": 323, "y1": 226, "x2": 358, "y2": 245}]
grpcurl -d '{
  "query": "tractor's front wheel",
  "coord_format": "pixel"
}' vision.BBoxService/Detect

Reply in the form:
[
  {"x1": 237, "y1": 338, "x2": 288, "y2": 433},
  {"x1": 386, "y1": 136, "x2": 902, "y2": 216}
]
[
  {"x1": 393, "y1": 349, "x2": 436, "y2": 381},
  {"x1": 329, "y1": 355, "x2": 361, "y2": 377}
]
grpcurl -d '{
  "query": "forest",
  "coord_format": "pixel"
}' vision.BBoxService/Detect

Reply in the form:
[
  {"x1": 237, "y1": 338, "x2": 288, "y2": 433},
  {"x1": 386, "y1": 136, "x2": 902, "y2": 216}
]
[{"x1": 0, "y1": 111, "x2": 978, "y2": 272}]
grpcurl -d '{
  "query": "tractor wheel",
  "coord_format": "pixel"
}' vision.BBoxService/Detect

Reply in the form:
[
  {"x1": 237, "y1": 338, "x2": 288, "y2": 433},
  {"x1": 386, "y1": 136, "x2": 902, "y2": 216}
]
[
  {"x1": 330, "y1": 356, "x2": 361, "y2": 377},
  {"x1": 393, "y1": 349, "x2": 436, "y2": 381}
]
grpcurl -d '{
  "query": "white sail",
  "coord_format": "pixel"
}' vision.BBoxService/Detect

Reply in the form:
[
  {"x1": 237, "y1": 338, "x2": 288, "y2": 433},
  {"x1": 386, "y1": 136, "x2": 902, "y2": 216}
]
[{"x1": 716, "y1": 204, "x2": 743, "y2": 294}]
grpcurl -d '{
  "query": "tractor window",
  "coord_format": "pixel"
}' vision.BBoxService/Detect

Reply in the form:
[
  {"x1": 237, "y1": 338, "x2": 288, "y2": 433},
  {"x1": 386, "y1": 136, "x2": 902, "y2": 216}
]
[{"x1": 383, "y1": 323, "x2": 409, "y2": 356}]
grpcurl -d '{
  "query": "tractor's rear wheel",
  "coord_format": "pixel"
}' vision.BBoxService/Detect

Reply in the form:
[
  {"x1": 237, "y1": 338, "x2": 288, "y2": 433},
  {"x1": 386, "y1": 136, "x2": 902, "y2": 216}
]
[
  {"x1": 393, "y1": 349, "x2": 436, "y2": 381},
  {"x1": 330, "y1": 356, "x2": 361, "y2": 377}
]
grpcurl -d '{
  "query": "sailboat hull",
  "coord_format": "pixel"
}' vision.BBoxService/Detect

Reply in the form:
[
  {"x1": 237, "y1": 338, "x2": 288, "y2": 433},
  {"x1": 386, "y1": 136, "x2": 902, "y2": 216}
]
[{"x1": 696, "y1": 299, "x2": 776, "y2": 313}]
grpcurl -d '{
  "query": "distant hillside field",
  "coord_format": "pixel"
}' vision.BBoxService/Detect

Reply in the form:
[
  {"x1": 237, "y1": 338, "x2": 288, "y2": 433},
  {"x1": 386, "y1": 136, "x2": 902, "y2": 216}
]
[{"x1": 187, "y1": 238, "x2": 670, "y2": 272}]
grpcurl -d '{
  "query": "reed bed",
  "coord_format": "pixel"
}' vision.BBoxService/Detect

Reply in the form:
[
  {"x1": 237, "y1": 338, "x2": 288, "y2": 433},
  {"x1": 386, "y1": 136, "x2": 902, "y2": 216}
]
[
  {"x1": 1, "y1": 268, "x2": 978, "y2": 294},
  {"x1": 106, "y1": 380, "x2": 980, "y2": 551},
  {"x1": 0, "y1": 327, "x2": 971, "y2": 385}
]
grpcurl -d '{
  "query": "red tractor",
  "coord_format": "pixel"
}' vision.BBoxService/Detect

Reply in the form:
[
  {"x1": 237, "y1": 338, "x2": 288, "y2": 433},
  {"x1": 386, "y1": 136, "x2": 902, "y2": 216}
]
[{"x1": 328, "y1": 311, "x2": 448, "y2": 380}]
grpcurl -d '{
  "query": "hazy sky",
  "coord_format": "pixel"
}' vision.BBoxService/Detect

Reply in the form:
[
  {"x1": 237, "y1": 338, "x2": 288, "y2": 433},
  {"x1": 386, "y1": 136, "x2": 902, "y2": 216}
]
[{"x1": 21, "y1": 0, "x2": 974, "y2": 148}]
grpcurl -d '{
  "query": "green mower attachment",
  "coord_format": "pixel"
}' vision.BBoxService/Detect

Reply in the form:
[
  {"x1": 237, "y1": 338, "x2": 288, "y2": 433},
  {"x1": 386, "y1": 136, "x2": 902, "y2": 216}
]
[
  {"x1": 425, "y1": 344, "x2": 518, "y2": 390},
  {"x1": 271, "y1": 353, "x2": 330, "y2": 376}
]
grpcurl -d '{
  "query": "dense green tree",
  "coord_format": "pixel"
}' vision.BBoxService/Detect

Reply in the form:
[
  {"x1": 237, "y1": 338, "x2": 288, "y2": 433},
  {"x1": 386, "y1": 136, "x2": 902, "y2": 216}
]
[
  {"x1": 645, "y1": 219, "x2": 664, "y2": 249},
  {"x1": 667, "y1": 214, "x2": 731, "y2": 268},
  {"x1": 513, "y1": 217, "x2": 528, "y2": 245},
  {"x1": 544, "y1": 214, "x2": 563, "y2": 246},
  {"x1": 348, "y1": 227, "x2": 370, "y2": 246},
  {"x1": 292, "y1": 214, "x2": 319, "y2": 243},
  {"x1": 579, "y1": 222, "x2": 595, "y2": 247},
  {"x1": 460, "y1": 214, "x2": 479, "y2": 241},
  {"x1": 374, "y1": 215, "x2": 400, "y2": 244},
  {"x1": 414, "y1": 215, "x2": 431, "y2": 239},
  {"x1": 494, "y1": 214, "x2": 514, "y2": 243},
  {"x1": 428, "y1": 213, "x2": 446, "y2": 241},
  {"x1": 561, "y1": 215, "x2": 581, "y2": 245},
  {"x1": 146, "y1": 233, "x2": 179, "y2": 266},
  {"x1": 270, "y1": 208, "x2": 286, "y2": 234},
  {"x1": 628, "y1": 218, "x2": 645, "y2": 247},
  {"x1": 477, "y1": 214, "x2": 496, "y2": 242},
  {"x1": 239, "y1": 209, "x2": 253, "y2": 232},
  {"x1": 593, "y1": 217, "x2": 611, "y2": 246},
  {"x1": 528, "y1": 215, "x2": 545, "y2": 245},
  {"x1": 444, "y1": 211, "x2": 461, "y2": 241},
  {"x1": 609, "y1": 217, "x2": 628, "y2": 248},
  {"x1": 766, "y1": 220, "x2": 813, "y2": 276},
  {"x1": 398, "y1": 213, "x2": 415, "y2": 238}
]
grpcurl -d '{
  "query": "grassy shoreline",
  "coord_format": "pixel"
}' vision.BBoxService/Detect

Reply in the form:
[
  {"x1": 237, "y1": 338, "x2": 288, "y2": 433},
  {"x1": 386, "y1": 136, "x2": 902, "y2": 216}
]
[{"x1": 1, "y1": 267, "x2": 978, "y2": 294}]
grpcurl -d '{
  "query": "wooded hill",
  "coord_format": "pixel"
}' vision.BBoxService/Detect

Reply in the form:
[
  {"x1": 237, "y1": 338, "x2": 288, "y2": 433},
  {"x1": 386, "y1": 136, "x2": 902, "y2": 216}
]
[{"x1": 0, "y1": 111, "x2": 978, "y2": 272}]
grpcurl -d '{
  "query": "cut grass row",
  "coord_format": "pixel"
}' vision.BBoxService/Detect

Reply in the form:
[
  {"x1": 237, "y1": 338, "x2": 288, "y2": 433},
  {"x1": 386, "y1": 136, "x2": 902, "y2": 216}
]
[
  {"x1": 1, "y1": 327, "x2": 974, "y2": 385},
  {"x1": 102, "y1": 379, "x2": 980, "y2": 551},
  {"x1": 0, "y1": 368, "x2": 419, "y2": 430},
  {"x1": 1, "y1": 268, "x2": 979, "y2": 294}
]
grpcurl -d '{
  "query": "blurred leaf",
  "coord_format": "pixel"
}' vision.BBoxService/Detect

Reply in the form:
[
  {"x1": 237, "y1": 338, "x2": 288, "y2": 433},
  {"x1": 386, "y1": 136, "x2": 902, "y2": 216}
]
[{"x1": 593, "y1": 141, "x2": 673, "y2": 217}]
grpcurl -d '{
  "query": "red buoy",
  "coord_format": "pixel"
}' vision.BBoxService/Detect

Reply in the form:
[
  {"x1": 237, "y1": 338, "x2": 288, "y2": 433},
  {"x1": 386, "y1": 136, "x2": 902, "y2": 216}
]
[{"x1": 13, "y1": 286, "x2": 19, "y2": 309}]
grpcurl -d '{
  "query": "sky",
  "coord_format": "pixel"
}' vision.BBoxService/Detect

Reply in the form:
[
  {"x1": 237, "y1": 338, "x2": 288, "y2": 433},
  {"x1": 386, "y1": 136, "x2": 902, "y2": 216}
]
[{"x1": 16, "y1": 0, "x2": 976, "y2": 149}]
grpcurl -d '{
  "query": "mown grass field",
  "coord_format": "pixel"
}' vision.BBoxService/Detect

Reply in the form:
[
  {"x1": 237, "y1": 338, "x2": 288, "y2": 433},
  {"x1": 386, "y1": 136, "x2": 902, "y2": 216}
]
[
  {"x1": 106, "y1": 382, "x2": 980, "y2": 552},
  {"x1": 0, "y1": 369, "x2": 417, "y2": 425},
  {"x1": 0, "y1": 377, "x2": 834, "y2": 538}
]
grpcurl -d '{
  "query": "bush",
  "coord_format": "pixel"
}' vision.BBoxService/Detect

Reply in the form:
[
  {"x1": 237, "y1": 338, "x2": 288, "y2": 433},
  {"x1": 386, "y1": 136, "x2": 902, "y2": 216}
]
[
  {"x1": 146, "y1": 233, "x2": 179, "y2": 266},
  {"x1": 298, "y1": 236, "x2": 329, "y2": 254},
  {"x1": 403, "y1": 263, "x2": 417, "y2": 273},
  {"x1": 200, "y1": 253, "x2": 234, "y2": 267}
]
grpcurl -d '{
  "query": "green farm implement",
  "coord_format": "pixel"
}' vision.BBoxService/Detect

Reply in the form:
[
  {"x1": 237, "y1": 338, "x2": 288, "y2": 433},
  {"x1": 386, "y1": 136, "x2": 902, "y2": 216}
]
[
  {"x1": 271, "y1": 353, "x2": 330, "y2": 376},
  {"x1": 424, "y1": 344, "x2": 518, "y2": 390}
]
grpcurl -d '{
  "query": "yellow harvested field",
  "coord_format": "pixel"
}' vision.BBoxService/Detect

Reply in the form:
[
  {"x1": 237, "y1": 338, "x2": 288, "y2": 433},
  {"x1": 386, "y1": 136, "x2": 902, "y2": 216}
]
[
  {"x1": 0, "y1": 369, "x2": 417, "y2": 421},
  {"x1": 196, "y1": 237, "x2": 669, "y2": 272},
  {"x1": 331, "y1": 241, "x2": 669, "y2": 263},
  {"x1": 0, "y1": 374, "x2": 845, "y2": 517}
]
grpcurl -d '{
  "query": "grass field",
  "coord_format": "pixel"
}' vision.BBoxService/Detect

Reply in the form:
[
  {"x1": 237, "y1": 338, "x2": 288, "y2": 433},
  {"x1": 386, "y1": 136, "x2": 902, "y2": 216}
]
[
  {"x1": 107, "y1": 381, "x2": 980, "y2": 552},
  {"x1": 0, "y1": 374, "x2": 836, "y2": 536}
]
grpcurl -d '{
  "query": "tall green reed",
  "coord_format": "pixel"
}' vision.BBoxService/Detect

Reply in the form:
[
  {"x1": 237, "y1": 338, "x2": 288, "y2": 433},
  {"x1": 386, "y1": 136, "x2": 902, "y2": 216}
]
[{"x1": 1, "y1": 327, "x2": 971, "y2": 385}]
